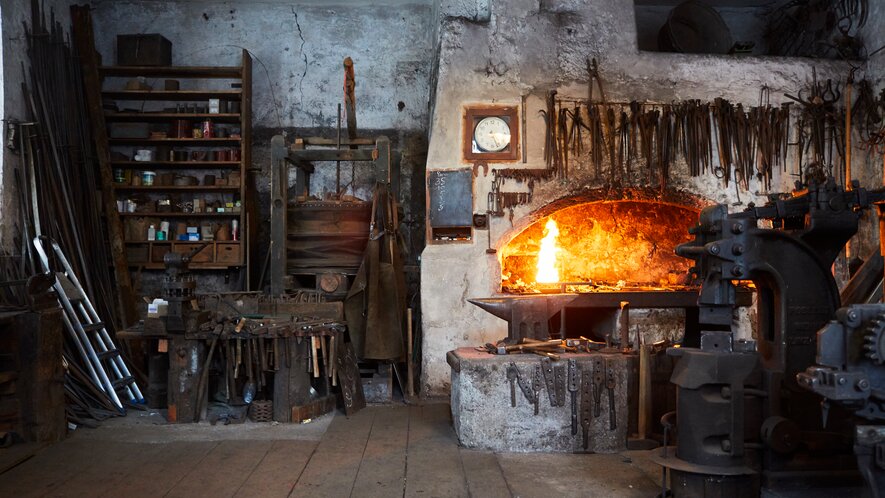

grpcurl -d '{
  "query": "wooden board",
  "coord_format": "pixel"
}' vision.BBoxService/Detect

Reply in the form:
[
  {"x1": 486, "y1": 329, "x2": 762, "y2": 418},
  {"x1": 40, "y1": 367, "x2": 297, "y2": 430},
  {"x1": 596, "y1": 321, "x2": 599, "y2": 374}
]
[
  {"x1": 460, "y1": 449, "x2": 513, "y2": 498},
  {"x1": 233, "y1": 439, "x2": 317, "y2": 497},
  {"x1": 273, "y1": 338, "x2": 312, "y2": 423},
  {"x1": 98, "y1": 441, "x2": 218, "y2": 497},
  {"x1": 336, "y1": 341, "x2": 366, "y2": 416},
  {"x1": 166, "y1": 440, "x2": 272, "y2": 498},
  {"x1": 351, "y1": 406, "x2": 410, "y2": 497},
  {"x1": 167, "y1": 336, "x2": 206, "y2": 423},
  {"x1": 290, "y1": 408, "x2": 376, "y2": 497},
  {"x1": 404, "y1": 404, "x2": 469, "y2": 497}
]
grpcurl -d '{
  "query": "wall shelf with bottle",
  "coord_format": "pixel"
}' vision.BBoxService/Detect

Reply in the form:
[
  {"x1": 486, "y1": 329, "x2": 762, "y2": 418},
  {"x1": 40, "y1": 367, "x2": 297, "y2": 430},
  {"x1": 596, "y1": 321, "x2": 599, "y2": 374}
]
[{"x1": 100, "y1": 49, "x2": 252, "y2": 272}]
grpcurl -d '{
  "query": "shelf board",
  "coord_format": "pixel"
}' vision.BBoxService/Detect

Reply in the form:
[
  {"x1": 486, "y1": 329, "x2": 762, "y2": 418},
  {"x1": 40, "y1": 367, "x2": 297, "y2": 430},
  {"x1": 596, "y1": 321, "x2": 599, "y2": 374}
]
[
  {"x1": 118, "y1": 211, "x2": 242, "y2": 217},
  {"x1": 103, "y1": 89, "x2": 242, "y2": 101},
  {"x1": 111, "y1": 161, "x2": 240, "y2": 168},
  {"x1": 108, "y1": 137, "x2": 240, "y2": 145},
  {"x1": 125, "y1": 240, "x2": 241, "y2": 244},
  {"x1": 126, "y1": 263, "x2": 244, "y2": 270},
  {"x1": 99, "y1": 66, "x2": 242, "y2": 78},
  {"x1": 114, "y1": 185, "x2": 240, "y2": 192},
  {"x1": 105, "y1": 112, "x2": 241, "y2": 122}
]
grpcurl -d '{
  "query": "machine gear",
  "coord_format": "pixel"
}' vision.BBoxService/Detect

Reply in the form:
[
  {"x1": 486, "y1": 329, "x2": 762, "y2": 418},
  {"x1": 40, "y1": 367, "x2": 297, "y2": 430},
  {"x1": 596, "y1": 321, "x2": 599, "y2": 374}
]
[{"x1": 863, "y1": 314, "x2": 885, "y2": 364}]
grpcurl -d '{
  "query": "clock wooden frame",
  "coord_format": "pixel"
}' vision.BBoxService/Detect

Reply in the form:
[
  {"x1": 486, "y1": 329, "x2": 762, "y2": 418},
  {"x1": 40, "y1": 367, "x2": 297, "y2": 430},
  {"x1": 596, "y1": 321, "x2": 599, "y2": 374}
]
[{"x1": 462, "y1": 105, "x2": 519, "y2": 162}]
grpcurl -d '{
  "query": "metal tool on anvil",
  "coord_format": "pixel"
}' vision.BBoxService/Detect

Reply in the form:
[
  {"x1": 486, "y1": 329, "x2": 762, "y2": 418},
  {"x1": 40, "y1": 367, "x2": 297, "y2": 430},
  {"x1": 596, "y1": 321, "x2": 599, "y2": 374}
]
[
  {"x1": 542, "y1": 357, "x2": 558, "y2": 406},
  {"x1": 531, "y1": 365, "x2": 542, "y2": 416},
  {"x1": 514, "y1": 363, "x2": 536, "y2": 409},
  {"x1": 580, "y1": 367, "x2": 593, "y2": 450},
  {"x1": 483, "y1": 339, "x2": 569, "y2": 359},
  {"x1": 506, "y1": 363, "x2": 518, "y2": 407},
  {"x1": 593, "y1": 356, "x2": 605, "y2": 417},
  {"x1": 605, "y1": 357, "x2": 617, "y2": 430},
  {"x1": 568, "y1": 359, "x2": 578, "y2": 435}
]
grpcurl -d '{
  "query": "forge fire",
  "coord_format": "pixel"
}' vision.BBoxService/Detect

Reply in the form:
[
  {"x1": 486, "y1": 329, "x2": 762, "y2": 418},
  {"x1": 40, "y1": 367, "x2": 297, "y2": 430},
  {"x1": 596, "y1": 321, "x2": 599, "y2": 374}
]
[{"x1": 500, "y1": 200, "x2": 700, "y2": 293}]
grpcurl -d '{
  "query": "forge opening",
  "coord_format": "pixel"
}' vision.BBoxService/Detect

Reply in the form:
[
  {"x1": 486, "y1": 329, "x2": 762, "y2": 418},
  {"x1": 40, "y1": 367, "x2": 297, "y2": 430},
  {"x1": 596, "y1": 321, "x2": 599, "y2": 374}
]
[{"x1": 500, "y1": 200, "x2": 701, "y2": 293}]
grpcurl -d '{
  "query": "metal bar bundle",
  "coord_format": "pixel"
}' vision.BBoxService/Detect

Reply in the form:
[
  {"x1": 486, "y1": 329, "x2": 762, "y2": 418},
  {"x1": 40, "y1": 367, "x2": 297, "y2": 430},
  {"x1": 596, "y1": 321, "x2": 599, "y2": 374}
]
[
  {"x1": 4, "y1": 1, "x2": 141, "y2": 424},
  {"x1": 18, "y1": 1, "x2": 121, "y2": 328}
]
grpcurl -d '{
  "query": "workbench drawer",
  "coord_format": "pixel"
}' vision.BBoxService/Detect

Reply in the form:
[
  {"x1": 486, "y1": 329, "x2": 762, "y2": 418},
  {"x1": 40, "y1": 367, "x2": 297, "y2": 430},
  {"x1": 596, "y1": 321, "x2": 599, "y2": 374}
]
[
  {"x1": 215, "y1": 243, "x2": 241, "y2": 264},
  {"x1": 150, "y1": 244, "x2": 171, "y2": 263},
  {"x1": 126, "y1": 244, "x2": 149, "y2": 264},
  {"x1": 173, "y1": 243, "x2": 213, "y2": 263}
]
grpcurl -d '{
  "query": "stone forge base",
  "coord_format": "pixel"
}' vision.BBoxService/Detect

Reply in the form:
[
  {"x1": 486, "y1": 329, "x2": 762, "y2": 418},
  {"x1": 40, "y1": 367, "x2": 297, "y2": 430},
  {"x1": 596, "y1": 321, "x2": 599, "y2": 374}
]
[{"x1": 448, "y1": 347, "x2": 631, "y2": 453}]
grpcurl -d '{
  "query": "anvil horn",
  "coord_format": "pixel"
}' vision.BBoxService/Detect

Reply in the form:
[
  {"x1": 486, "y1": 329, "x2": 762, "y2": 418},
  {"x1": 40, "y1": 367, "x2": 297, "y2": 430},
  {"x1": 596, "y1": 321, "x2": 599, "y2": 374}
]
[{"x1": 467, "y1": 298, "x2": 512, "y2": 321}]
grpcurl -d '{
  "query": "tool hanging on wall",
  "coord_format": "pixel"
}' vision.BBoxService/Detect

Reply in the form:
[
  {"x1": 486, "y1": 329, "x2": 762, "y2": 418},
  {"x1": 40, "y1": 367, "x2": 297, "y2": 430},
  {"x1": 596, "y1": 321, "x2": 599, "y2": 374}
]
[
  {"x1": 487, "y1": 168, "x2": 550, "y2": 222},
  {"x1": 541, "y1": 90, "x2": 560, "y2": 176},
  {"x1": 784, "y1": 68, "x2": 845, "y2": 184}
]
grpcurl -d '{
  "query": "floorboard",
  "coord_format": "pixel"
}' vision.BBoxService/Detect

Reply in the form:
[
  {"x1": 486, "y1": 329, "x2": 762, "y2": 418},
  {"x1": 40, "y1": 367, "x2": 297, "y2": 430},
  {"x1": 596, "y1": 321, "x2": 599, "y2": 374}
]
[
  {"x1": 0, "y1": 404, "x2": 699, "y2": 498},
  {"x1": 498, "y1": 452, "x2": 659, "y2": 498},
  {"x1": 166, "y1": 440, "x2": 273, "y2": 498},
  {"x1": 0, "y1": 442, "x2": 42, "y2": 474},
  {"x1": 0, "y1": 440, "x2": 100, "y2": 497},
  {"x1": 404, "y1": 404, "x2": 469, "y2": 498},
  {"x1": 351, "y1": 405, "x2": 410, "y2": 497},
  {"x1": 51, "y1": 441, "x2": 165, "y2": 497},
  {"x1": 460, "y1": 449, "x2": 512, "y2": 498},
  {"x1": 233, "y1": 439, "x2": 317, "y2": 498},
  {"x1": 100, "y1": 441, "x2": 218, "y2": 497},
  {"x1": 290, "y1": 406, "x2": 376, "y2": 497}
]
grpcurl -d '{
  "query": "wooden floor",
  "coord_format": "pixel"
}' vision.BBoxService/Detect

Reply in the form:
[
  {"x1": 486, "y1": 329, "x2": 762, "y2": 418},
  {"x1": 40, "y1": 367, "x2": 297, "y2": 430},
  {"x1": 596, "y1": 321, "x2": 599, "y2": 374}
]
[{"x1": 0, "y1": 404, "x2": 661, "y2": 497}]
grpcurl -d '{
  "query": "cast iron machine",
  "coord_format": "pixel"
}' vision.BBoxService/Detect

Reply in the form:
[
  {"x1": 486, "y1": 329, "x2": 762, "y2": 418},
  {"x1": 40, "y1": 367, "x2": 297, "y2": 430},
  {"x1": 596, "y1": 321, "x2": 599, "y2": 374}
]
[{"x1": 657, "y1": 178, "x2": 885, "y2": 496}]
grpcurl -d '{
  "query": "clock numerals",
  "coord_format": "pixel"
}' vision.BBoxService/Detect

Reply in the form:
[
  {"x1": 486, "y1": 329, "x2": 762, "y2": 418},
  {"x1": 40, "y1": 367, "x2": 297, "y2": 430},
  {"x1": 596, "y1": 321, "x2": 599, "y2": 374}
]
[
  {"x1": 464, "y1": 107, "x2": 518, "y2": 161},
  {"x1": 474, "y1": 116, "x2": 511, "y2": 153}
]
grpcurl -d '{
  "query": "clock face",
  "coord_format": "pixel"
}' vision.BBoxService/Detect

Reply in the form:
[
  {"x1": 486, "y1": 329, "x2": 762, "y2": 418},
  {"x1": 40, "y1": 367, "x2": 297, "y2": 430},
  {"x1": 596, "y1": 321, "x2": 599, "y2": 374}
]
[{"x1": 473, "y1": 116, "x2": 511, "y2": 153}]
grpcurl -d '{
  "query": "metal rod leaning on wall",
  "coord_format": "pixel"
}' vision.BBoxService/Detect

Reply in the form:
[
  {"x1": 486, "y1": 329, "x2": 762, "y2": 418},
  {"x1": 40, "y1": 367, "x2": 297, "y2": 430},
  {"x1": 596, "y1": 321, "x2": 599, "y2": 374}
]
[{"x1": 270, "y1": 135, "x2": 288, "y2": 296}]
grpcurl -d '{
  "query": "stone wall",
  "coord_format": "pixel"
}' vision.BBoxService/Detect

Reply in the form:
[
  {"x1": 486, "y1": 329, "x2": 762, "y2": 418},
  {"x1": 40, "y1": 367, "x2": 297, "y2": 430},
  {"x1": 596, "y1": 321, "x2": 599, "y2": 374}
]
[
  {"x1": 420, "y1": 0, "x2": 864, "y2": 396},
  {"x1": 0, "y1": 0, "x2": 74, "y2": 249},
  {"x1": 89, "y1": 0, "x2": 435, "y2": 296}
]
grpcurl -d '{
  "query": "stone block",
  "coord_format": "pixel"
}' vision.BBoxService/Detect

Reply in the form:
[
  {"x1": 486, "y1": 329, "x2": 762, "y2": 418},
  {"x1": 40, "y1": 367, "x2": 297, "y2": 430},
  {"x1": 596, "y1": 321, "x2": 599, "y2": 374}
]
[{"x1": 449, "y1": 347, "x2": 631, "y2": 453}]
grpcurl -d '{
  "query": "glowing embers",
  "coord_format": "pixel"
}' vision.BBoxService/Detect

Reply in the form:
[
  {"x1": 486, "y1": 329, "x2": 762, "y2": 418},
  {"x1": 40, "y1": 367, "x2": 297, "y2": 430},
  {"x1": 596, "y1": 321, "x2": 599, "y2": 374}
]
[
  {"x1": 500, "y1": 200, "x2": 700, "y2": 293},
  {"x1": 535, "y1": 219, "x2": 560, "y2": 284}
]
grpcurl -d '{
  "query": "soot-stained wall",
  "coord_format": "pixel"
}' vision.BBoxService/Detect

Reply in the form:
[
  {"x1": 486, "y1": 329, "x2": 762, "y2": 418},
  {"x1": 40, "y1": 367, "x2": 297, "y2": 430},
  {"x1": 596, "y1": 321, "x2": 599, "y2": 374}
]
[{"x1": 1, "y1": 0, "x2": 74, "y2": 249}]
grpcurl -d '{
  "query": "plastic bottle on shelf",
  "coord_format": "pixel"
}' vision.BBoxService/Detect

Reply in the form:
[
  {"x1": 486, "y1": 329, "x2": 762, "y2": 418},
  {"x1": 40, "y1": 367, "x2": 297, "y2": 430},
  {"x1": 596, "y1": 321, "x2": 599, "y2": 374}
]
[
  {"x1": 232, "y1": 220, "x2": 239, "y2": 241},
  {"x1": 147, "y1": 224, "x2": 156, "y2": 241}
]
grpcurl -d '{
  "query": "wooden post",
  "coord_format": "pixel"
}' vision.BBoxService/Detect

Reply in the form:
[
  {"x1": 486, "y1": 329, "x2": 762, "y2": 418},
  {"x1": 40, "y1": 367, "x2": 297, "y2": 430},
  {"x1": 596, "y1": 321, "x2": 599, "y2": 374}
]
[
  {"x1": 638, "y1": 344, "x2": 652, "y2": 440},
  {"x1": 14, "y1": 309, "x2": 65, "y2": 442},
  {"x1": 273, "y1": 338, "x2": 311, "y2": 422},
  {"x1": 167, "y1": 336, "x2": 205, "y2": 423},
  {"x1": 70, "y1": 6, "x2": 137, "y2": 326}
]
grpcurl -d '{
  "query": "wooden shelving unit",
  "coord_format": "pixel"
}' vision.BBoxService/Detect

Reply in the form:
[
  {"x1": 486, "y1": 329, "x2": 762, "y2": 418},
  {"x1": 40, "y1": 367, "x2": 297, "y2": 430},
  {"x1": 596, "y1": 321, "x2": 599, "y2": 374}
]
[{"x1": 99, "y1": 50, "x2": 253, "y2": 271}]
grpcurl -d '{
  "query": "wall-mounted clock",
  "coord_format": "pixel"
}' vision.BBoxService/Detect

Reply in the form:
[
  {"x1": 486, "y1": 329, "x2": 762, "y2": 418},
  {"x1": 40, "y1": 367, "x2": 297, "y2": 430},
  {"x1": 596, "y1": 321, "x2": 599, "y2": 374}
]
[{"x1": 463, "y1": 105, "x2": 519, "y2": 162}]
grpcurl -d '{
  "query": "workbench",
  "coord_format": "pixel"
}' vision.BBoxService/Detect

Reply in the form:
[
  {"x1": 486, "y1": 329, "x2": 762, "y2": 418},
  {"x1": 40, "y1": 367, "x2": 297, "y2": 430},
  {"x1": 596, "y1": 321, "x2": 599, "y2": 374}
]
[{"x1": 119, "y1": 293, "x2": 363, "y2": 423}]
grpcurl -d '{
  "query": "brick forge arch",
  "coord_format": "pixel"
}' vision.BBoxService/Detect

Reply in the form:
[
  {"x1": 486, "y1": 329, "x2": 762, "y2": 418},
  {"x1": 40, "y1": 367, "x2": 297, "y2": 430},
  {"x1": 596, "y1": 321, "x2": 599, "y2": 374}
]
[{"x1": 496, "y1": 187, "x2": 712, "y2": 293}]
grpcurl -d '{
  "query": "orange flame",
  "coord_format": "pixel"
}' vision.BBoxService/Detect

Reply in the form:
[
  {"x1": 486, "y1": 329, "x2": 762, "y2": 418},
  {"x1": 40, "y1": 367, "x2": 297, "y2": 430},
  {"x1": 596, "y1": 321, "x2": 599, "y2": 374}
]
[{"x1": 536, "y1": 219, "x2": 560, "y2": 283}]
